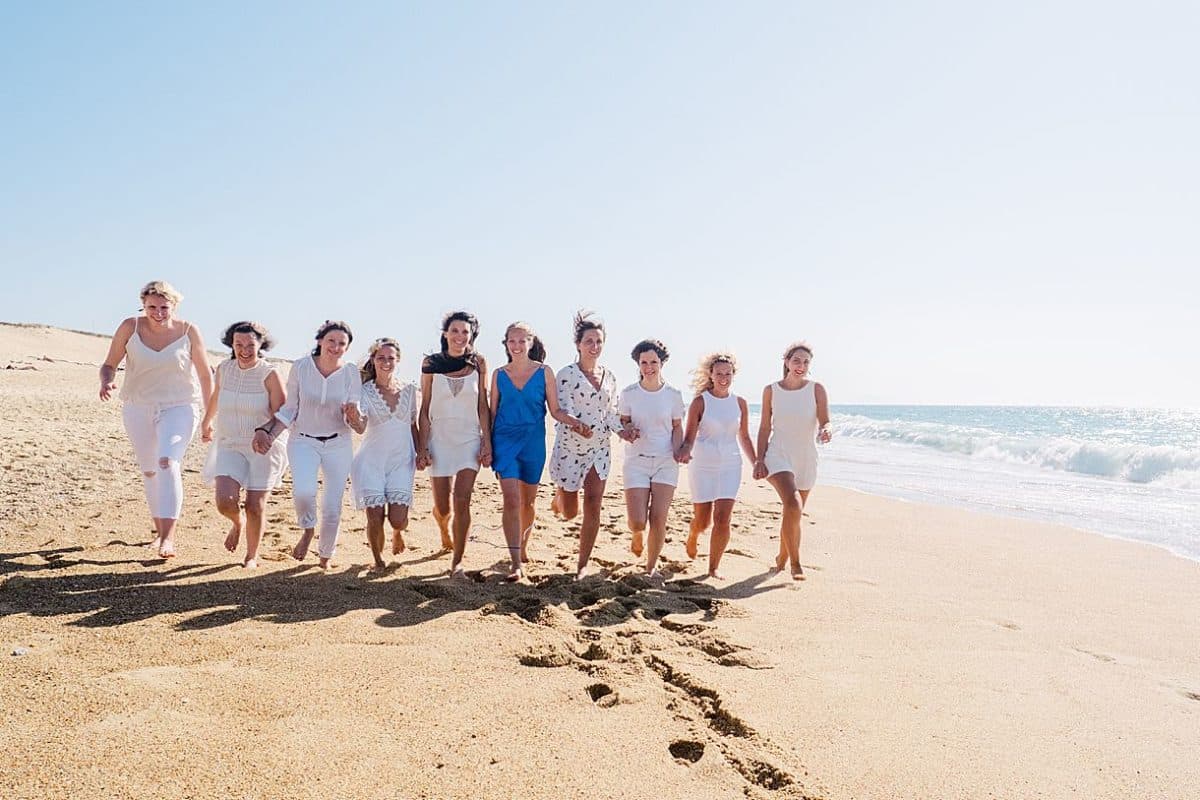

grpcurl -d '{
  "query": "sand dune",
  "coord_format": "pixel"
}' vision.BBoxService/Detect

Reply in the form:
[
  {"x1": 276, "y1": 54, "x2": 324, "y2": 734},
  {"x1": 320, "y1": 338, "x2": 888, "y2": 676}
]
[{"x1": 1, "y1": 323, "x2": 1197, "y2": 799}]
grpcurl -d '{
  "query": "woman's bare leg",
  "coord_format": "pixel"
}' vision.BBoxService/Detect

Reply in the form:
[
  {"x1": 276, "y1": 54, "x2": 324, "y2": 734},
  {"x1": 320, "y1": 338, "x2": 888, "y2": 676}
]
[
  {"x1": 449, "y1": 468, "x2": 477, "y2": 574},
  {"x1": 553, "y1": 488, "x2": 579, "y2": 520},
  {"x1": 243, "y1": 490, "x2": 268, "y2": 568},
  {"x1": 214, "y1": 476, "x2": 244, "y2": 554},
  {"x1": 519, "y1": 482, "x2": 538, "y2": 563},
  {"x1": 707, "y1": 499, "x2": 735, "y2": 578},
  {"x1": 365, "y1": 506, "x2": 386, "y2": 571},
  {"x1": 387, "y1": 503, "x2": 409, "y2": 556},
  {"x1": 576, "y1": 468, "x2": 605, "y2": 576},
  {"x1": 766, "y1": 472, "x2": 804, "y2": 579},
  {"x1": 686, "y1": 502, "x2": 713, "y2": 560},
  {"x1": 624, "y1": 488, "x2": 649, "y2": 557},
  {"x1": 499, "y1": 478, "x2": 524, "y2": 578},
  {"x1": 430, "y1": 476, "x2": 452, "y2": 551},
  {"x1": 644, "y1": 482, "x2": 675, "y2": 575}
]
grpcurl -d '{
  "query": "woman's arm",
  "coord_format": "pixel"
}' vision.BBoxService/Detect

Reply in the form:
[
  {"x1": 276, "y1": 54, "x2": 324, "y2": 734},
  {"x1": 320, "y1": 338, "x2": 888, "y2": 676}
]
[
  {"x1": 814, "y1": 382, "x2": 832, "y2": 443},
  {"x1": 677, "y1": 395, "x2": 704, "y2": 463},
  {"x1": 544, "y1": 365, "x2": 584, "y2": 432},
  {"x1": 252, "y1": 369, "x2": 286, "y2": 454},
  {"x1": 476, "y1": 356, "x2": 492, "y2": 466},
  {"x1": 267, "y1": 360, "x2": 303, "y2": 439},
  {"x1": 737, "y1": 396, "x2": 757, "y2": 463},
  {"x1": 188, "y1": 325, "x2": 214, "y2": 415},
  {"x1": 200, "y1": 363, "x2": 222, "y2": 443},
  {"x1": 417, "y1": 369, "x2": 434, "y2": 459},
  {"x1": 753, "y1": 384, "x2": 773, "y2": 479},
  {"x1": 670, "y1": 417, "x2": 685, "y2": 462},
  {"x1": 98, "y1": 318, "x2": 135, "y2": 400}
]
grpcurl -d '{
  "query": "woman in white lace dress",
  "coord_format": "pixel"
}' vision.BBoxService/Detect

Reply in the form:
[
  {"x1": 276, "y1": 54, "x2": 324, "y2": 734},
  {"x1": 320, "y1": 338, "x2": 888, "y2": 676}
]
[
  {"x1": 350, "y1": 338, "x2": 419, "y2": 572},
  {"x1": 549, "y1": 311, "x2": 633, "y2": 578}
]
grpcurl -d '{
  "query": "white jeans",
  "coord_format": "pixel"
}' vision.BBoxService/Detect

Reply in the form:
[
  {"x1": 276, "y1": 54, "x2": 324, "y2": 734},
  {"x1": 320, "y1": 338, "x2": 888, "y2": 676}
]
[
  {"x1": 122, "y1": 402, "x2": 198, "y2": 520},
  {"x1": 287, "y1": 433, "x2": 354, "y2": 559}
]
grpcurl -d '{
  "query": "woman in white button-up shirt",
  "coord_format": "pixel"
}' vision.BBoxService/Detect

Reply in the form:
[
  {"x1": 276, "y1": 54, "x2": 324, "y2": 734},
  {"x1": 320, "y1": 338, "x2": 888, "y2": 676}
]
[{"x1": 258, "y1": 320, "x2": 362, "y2": 569}]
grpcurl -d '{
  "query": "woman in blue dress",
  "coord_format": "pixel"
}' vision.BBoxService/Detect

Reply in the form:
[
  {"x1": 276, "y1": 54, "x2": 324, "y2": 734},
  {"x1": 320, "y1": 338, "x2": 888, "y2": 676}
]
[{"x1": 489, "y1": 321, "x2": 584, "y2": 580}]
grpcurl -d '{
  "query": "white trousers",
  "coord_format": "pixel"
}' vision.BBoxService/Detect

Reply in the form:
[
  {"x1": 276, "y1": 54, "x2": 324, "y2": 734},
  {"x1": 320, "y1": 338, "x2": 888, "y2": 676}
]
[
  {"x1": 122, "y1": 402, "x2": 198, "y2": 520},
  {"x1": 287, "y1": 433, "x2": 354, "y2": 559}
]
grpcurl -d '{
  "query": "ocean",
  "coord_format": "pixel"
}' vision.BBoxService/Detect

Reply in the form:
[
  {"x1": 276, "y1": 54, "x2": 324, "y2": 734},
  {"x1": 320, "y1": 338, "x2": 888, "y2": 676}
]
[{"x1": 749, "y1": 405, "x2": 1200, "y2": 562}]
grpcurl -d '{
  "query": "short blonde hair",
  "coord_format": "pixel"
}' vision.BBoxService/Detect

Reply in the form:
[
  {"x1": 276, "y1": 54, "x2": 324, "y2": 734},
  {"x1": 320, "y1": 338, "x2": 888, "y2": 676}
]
[
  {"x1": 690, "y1": 352, "x2": 737, "y2": 396},
  {"x1": 139, "y1": 280, "x2": 183, "y2": 305}
]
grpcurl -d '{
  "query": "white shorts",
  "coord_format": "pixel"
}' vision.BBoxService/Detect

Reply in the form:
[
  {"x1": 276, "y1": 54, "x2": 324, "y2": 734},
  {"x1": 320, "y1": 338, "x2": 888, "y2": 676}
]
[
  {"x1": 623, "y1": 452, "x2": 679, "y2": 489},
  {"x1": 203, "y1": 436, "x2": 289, "y2": 492}
]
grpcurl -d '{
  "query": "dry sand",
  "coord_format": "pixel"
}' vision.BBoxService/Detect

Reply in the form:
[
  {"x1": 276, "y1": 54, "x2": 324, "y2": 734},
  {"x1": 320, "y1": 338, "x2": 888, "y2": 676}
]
[{"x1": 1, "y1": 322, "x2": 1198, "y2": 799}]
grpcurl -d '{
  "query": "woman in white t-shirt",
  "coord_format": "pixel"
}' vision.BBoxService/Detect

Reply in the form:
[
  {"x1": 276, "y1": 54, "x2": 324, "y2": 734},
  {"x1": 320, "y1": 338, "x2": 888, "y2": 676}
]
[{"x1": 618, "y1": 339, "x2": 686, "y2": 577}]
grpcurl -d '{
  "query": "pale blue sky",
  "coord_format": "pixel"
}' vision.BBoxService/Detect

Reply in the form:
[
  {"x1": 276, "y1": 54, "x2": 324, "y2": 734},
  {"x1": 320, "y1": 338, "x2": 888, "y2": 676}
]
[{"x1": 2, "y1": 2, "x2": 1196, "y2": 406}]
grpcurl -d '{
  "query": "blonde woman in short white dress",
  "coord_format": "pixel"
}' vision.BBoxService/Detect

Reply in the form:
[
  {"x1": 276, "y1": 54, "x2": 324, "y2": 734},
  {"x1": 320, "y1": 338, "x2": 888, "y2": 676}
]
[
  {"x1": 99, "y1": 281, "x2": 213, "y2": 559},
  {"x1": 752, "y1": 342, "x2": 832, "y2": 581},
  {"x1": 349, "y1": 338, "x2": 420, "y2": 572},
  {"x1": 199, "y1": 321, "x2": 288, "y2": 568},
  {"x1": 417, "y1": 311, "x2": 492, "y2": 576},
  {"x1": 677, "y1": 353, "x2": 756, "y2": 579}
]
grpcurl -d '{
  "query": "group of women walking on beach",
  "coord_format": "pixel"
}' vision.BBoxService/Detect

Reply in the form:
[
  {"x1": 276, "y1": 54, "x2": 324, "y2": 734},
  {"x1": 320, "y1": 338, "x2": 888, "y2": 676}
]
[{"x1": 100, "y1": 281, "x2": 832, "y2": 583}]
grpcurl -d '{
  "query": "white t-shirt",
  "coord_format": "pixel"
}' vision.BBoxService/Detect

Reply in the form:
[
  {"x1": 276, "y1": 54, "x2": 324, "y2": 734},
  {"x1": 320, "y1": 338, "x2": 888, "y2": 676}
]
[{"x1": 618, "y1": 382, "x2": 685, "y2": 458}]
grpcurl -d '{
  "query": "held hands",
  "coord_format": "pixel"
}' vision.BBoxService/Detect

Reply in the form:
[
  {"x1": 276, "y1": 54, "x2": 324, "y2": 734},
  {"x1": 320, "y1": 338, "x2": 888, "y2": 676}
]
[
  {"x1": 252, "y1": 430, "x2": 273, "y2": 455},
  {"x1": 618, "y1": 424, "x2": 640, "y2": 443},
  {"x1": 818, "y1": 426, "x2": 832, "y2": 444},
  {"x1": 752, "y1": 459, "x2": 769, "y2": 480},
  {"x1": 416, "y1": 450, "x2": 431, "y2": 470},
  {"x1": 343, "y1": 402, "x2": 363, "y2": 427},
  {"x1": 479, "y1": 443, "x2": 493, "y2": 468},
  {"x1": 675, "y1": 445, "x2": 692, "y2": 464},
  {"x1": 200, "y1": 422, "x2": 214, "y2": 444},
  {"x1": 99, "y1": 381, "x2": 117, "y2": 401},
  {"x1": 570, "y1": 420, "x2": 594, "y2": 439}
]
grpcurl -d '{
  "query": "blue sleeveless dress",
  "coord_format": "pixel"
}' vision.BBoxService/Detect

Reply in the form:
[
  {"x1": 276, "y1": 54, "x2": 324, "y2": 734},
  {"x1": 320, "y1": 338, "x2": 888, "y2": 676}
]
[{"x1": 492, "y1": 367, "x2": 548, "y2": 484}]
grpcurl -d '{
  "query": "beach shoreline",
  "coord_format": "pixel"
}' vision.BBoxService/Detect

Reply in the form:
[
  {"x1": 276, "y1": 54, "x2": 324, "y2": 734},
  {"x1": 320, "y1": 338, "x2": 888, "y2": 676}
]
[{"x1": 2, "y1": 324, "x2": 1198, "y2": 800}]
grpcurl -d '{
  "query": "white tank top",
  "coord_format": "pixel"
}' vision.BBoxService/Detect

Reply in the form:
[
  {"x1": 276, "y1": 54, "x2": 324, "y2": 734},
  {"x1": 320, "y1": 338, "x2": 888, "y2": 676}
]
[
  {"x1": 769, "y1": 381, "x2": 818, "y2": 442},
  {"x1": 215, "y1": 359, "x2": 276, "y2": 445},
  {"x1": 120, "y1": 321, "x2": 201, "y2": 406},
  {"x1": 430, "y1": 370, "x2": 480, "y2": 428},
  {"x1": 693, "y1": 391, "x2": 743, "y2": 467}
]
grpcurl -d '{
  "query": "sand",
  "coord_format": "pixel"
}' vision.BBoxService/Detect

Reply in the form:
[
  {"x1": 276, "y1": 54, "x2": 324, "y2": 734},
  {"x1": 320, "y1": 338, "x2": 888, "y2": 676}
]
[{"x1": 1, "y1": 322, "x2": 1198, "y2": 799}]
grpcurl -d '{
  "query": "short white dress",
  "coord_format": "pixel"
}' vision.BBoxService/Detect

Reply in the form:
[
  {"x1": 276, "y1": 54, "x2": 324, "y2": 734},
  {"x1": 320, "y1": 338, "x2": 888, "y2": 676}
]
[
  {"x1": 428, "y1": 370, "x2": 483, "y2": 477},
  {"x1": 687, "y1": 392, "x2": 744, "y2": 503},
  {"x1": 549, "y1": 363, "x2": 623, "y2": 491},
  {"x1": 352, "y1": 380, "x2": 418, "y2": 509},
  {"x1": 203, "y1": 359, "x2": 288, "y2": 491},
  {"x1": 762, "y1": 381, "x2": 819, "y2": 490}
]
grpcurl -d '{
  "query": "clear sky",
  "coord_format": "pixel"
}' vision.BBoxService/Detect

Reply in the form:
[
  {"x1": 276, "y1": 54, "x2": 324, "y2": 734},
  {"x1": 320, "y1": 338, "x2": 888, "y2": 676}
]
[{"x1": 2, "y1": 2, "x2": 1196, "y2": 407}]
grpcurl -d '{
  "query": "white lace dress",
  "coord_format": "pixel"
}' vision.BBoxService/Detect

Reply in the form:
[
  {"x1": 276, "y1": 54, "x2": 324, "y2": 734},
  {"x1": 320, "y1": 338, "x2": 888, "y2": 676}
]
[{"x1": 351, "y1": 380, "x2": 418, "y2": 509}]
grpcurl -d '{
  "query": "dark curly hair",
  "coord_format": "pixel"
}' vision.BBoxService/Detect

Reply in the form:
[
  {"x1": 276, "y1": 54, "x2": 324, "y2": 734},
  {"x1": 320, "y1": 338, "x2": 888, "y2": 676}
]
[
  {"x1": 630, "y1": 338, "x2": 669, "y2": 364},
  {"x1": 311, "y1": 320, "x2": 354, "y2": 356},
  {"x1": 221, "y1": 321, "x2": 275, "y2": 358}
]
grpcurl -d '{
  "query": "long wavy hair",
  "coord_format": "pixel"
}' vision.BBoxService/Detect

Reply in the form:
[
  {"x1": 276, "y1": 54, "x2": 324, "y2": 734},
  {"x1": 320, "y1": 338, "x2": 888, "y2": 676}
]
[
  {"x1": 360, "y1": 337, "x2": 401, "y2": 384},
  {"x1": 781, "y1": 341, "x2": 814, "y2": 377},
  {"x1": 503, "y1": 321, "x2": 546, "y2": 363},
  {"x1": 690, "y1": 351, "x2": 737, "y2": 396}
]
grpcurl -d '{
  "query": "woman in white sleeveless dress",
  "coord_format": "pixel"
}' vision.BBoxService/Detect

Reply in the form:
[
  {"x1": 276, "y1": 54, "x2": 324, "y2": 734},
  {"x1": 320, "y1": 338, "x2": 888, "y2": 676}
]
[
  {"x1": 417, "y1": 311, "x2": 492, "y2": 576},
  {"x1": 752, "y1": 342, "x2": 832, "y2": 581},
  {"x1": 99, "y1": 281, "x2": 213, "y2": 559},
  {"x1": 349, "y1": 338, "x2": 419, "y2": 572},
  {"x1": 677, "y1": 353, "x2": 756, "y2": 579},
  {"x1": 199, "y1": 321, "x2": 288, "y2": 568}
]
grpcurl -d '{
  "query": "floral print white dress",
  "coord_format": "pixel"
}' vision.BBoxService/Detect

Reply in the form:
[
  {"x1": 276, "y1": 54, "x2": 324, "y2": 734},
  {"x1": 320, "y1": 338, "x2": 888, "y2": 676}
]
[{"x1": 549, "y1": 363, "x2": 623, "y2": 491}]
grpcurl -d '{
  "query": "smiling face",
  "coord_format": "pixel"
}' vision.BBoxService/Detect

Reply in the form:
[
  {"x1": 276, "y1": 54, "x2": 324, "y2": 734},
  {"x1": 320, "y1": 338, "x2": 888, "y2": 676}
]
[
  {"x1": 231, "y1": 332, "x2": 261, "y2": 365},
  {"x1": 784, "y1": 349, "x2": 811, "y2": 379},
  {"x1": 444, "y1": 320, "x2": 472, "y2": 355},
  {"x1": 638, "y1": 350, "x2": 662, "y2": 382},
  {"x1": 319, "y1": 330, "x2": 350, "y2": 361},
  {"x1": 505, "y1": 327, "x2": 532, "y2": 360},
  {"x1": 577, "y1": 328, "x2": 604, "y2": 361},
  {"x1": 141, "y1": 294, "x2": 174, "y2": 326},
  {"x1": 710, "y1": 361, "x2": 735, "y2": 391},
  {"x1": 372, "y1": 344, "x2": 399, "y2": 379}
]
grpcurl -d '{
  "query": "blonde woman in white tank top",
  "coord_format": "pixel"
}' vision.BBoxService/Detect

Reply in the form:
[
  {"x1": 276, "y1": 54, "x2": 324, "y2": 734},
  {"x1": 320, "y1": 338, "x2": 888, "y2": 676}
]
[
  {"x1": 677, "y1": 353, "x2": 757, "y2": 579},
  {"x1": 417, "y1": 311, "x2": 492, "y2": 577},
  {"x1": 99, "y1": 281, "x2": 213, "y2": 559},
  {"x1": 198, "y1": 321, "x2": 287, "y2": 569},
  {"x1": 752, "y1": 342, "x2": 832, "y2": 581}
]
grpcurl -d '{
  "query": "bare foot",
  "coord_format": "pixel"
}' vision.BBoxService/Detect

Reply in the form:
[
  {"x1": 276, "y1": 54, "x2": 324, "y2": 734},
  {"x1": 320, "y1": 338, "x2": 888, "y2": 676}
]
[
  {"x1": 158, "y1": 538, "x2": 176, "y2": 559},
  {"x1": 145, "y1": 536, "x2": 163, "y2": 551},
  {"x1": 550, "y1": 494, "x2": 562, "y2": 518},
  {"x1": 685, "y1": 532, "x2": 699, "y2": 560},
  {"x1": 791, "y1": 564, "x2": 806, "y2": 581},
  {"x1": 242, "y1": 558, "x2": 258, "y2": 569},
  {"x1": 432, "y1": 507, "x2": 452, "y2": 551},
  {"x1": 291, "y1": 534, "x2": 312, "y2": 561},
  {"x1": 368, "y1": 560, "x2": 387, "y2": 574},
  {"x1": 707, "y1": 570, "x2": 725, "y2": 580},
  {"x1": 319, "y1": 557, "x2": 331, "y2": 570},
  {"x1": 392, "y1": 530, "x2": 406, "y2": 555},
  {"x1": 223, "y1": 516, "x2": 243, "y2": 553},
  {"x1": 450, "y1": 563, "x2": 466, "y2": 579},
  {"x1": 504, "y1": 568, "x2": 524, "y2": 582},
  {"x1": 630, "y1": 530, "x2": 644, "y2": 557},
  {"x1": 772, "y1": 553, "x2": 787, "y2": 572}
]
